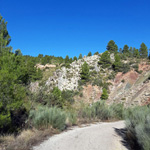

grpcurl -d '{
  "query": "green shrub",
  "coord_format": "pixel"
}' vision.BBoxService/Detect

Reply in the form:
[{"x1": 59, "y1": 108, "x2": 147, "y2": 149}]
[
  {"x1": 124, "y1": 106, "x2": 150, "y2": 150},
  {"x1": 92, "y1": 78, "x2": 103, "y2": 87},
  {"x1": 109, "y1": 103, "x2": 124, "y2": 119},
  {"x1": 80, "y1": 101, "x2": 124, "y2": 121},
  {"x1": 29, "y1": 106, "x2": 67, "y2": 131},
  {"x1": 61, "y1": 90, "x2": 75, "y2": 104},
  {"x1": 66, "y1": 111, "x2": 77, "y2": 126},
  {"x1": 132, "y1": 64, "x2": 139, "y2": 72},
  {"x1": 101, "y1": 88, "x2": 109, "y2": 100}
]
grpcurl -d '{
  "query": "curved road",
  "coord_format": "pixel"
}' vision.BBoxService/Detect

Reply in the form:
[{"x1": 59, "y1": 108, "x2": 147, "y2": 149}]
[{"x1": 33, "y1": 121, "x2": 127, "y2": 150}]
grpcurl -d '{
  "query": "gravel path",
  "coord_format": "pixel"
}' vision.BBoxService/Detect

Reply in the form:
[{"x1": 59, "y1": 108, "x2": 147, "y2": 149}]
[{"x1": 33, "y1": 121, "x2": 128, "y2": 150}]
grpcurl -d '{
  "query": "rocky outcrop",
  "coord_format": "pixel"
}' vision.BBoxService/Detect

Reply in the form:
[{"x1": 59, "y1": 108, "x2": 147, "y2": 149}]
[
  {"x1": 45, "y1": 55, "x2": 101, "y2": 91},
  {"x1": 31, "y1": 54, "x2": 150, "y2": 107}
]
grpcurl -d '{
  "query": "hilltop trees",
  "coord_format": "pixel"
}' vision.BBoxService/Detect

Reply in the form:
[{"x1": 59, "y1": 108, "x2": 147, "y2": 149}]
[
  {"x1": 78, "y1": 53, "x2": 82, "y2": 59},
  {"x1": 122, "y1": 45, "x2": 129, "y2": 55},
  {"x1": 98, "y1": 51, "x2": 111, "y2": 68},
  {"x1": 133, "y1": 47, "x2": 140, "y2": 58},
  {"x1": 139, "y1": 43, "x2": 148, "y2": 58},
  {"x1": 73, "y1": 56, "x2": 77, "y2": 61},
  {"x1": 88, "y1": 51, "x2": 92, "y2": 56},
  {"x1": 107, "y1": 40, "x2": 118, "y2": 53}
]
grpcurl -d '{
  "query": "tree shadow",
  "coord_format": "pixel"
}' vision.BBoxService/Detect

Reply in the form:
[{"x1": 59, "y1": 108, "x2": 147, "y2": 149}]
[{"x1": 114, "y1": 127, "x2": 131, "y2": 150}]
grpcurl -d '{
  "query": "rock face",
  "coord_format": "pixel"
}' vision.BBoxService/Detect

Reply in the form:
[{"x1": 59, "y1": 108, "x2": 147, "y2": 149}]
[
  {"x1": 82, "y1": 85, "x2": 102, "y2": 103},
  {"x1": 108, "y1": 70, "x2": 150, "y2": 107},
  {"x1": 45, "y1": 55, "x2": 100, "y2": 91}
]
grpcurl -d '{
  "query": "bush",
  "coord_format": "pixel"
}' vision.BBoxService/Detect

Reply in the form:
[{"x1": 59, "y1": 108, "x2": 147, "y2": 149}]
[
  {"x1": 98, "y1": 51, "x2": 111, "y2": 68},
  {"x1": 61, "y1": 90, "x2": 75, "y2": 104},
  {"x1": 92, "y1": 78, "x2": 103, "y2": 87},
  {"x1": 80, "y1": 101, "x2": 124, "y2": 121},
  {"x1": 132, "y1": 64, "x2": 139, "y2": 72},
  {"x1": 66, "y1": 111, "x2": 77, "y2": 126},
  {"x1": 29, "y1": 106, "x2": 67, "y2": 131},
  {"x1": 101, "y1": 88, "x2": 108, "y2": 100},
  {"x1": 80, "y1": 62, "x2": 90, "y2": 84},
  {"x1": 124, "y1": 106, "x2": 150, "y2": 150}
]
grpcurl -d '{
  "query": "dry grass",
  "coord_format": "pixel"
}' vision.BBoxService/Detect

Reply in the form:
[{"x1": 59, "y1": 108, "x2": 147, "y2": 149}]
[{"x1": 0, "y1": 128, "x2": 59, "y2": 150}]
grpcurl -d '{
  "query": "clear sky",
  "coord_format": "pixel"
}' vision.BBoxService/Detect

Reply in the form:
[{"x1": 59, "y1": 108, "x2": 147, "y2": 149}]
[{"x1": 0, "y1": 0, "x2": 150, "y2": 58}]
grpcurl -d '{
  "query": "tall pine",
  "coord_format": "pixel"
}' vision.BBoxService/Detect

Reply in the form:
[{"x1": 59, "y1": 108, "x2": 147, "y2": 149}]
[
  {"x1": 139, "y1": 43, "x2": 148, "y2": 58},
  {"x1": 107, "y1": 40, "x2": 118, "y2": 53},
  {"x1": 0, "y1": 15, "x2": 11, "y2": 54}
]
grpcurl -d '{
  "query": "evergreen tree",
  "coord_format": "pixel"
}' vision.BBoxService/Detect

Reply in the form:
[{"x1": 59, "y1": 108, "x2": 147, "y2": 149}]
[
  {"x1": 101, "y1": 88, "x2": 108, "y2": 100},
  {"x1": 129, "y1": 47, "x2": 133, "y2": 57},
  {"x1": 0, "y1": 14, "x2": 11, "y2": 54},
  {"x1": 80, "y1": 62, "x2": 90, "y2": 83},
  {"x1": 139, "y1": 43, "x2": 148, "y2": 58},
  {"x1": 98, "y1": 51, "x2": 111, "y2": 68},
  {"x1": 107, "y1": 40, "x2": 118, "y2": 53},
  {"x1": 94, "y1": 51, "x2": 99, "y2": 55},
  {"x1": 133, "y1": 47, "x2": 140, "y2": 58},
  {"x1": 15, "y1": 49, "x2": 22, "y2": 56},
  {"x1": 87, "y1": 51, "x2": 92, "y2": 56},
  {"x1": 73, "y1": 56, "x2": 77, "y2": 61},
  {"x1": 122, "y1": 45, "x2": 129, "y2": 54},
  {"x1": 112, "y1": 54, "x2": 122, "y2": 72},
  {"x1": 65, "y1": 55, "x2": 70, "y2": 63},
  {"x1": 69, "y1": 58, "x2": 73, "y2": 63},
  {"x1": 78, "y1": 53, "x2": 82, "y2": 59}
]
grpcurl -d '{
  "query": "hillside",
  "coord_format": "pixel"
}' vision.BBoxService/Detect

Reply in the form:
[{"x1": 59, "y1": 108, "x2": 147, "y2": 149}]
[{"x1": 29, "y1": 53, "x2": 150, "y2": 107}]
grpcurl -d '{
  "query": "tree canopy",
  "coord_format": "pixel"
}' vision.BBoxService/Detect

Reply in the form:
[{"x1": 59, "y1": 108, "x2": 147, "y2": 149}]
[
  {"x1": 0, "y1": 14, "x2": 11, "y2": 54},
  {"x1": 98, "y1": 51, "x2": 111, "y2": 68},
  {"x1": 107, "y1": 40, "x2": 118, "y2": 53},
  {"x1": 139, "y1": 43, "x2": 148, "y2": 58},
  {"x1": 80, "y1": 62, "x2": 90, "y2": 83}
]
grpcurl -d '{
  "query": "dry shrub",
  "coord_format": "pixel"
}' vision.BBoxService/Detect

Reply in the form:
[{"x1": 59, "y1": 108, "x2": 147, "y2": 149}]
[{"x1": 1, "y1": 128, "x2": 58, "y2": 150}]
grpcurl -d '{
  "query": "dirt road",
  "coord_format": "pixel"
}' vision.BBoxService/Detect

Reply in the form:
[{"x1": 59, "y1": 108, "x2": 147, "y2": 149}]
[{"x1": 33, "y1": 121, "x2": 128, "y2": 150}]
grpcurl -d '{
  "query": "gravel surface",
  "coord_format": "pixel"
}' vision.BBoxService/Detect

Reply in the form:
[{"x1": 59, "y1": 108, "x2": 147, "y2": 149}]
[{"x1": 33, "y1": 121, "x2": 128, "y2": 150}]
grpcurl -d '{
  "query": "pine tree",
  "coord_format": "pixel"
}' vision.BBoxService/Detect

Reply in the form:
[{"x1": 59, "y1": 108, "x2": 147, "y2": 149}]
[
  {"x1": 133, "y1": 47, "x2": 140, "y2": 58},
  {"x1": 122, "y1": 45, "x2": 129, "y2": 55},
  {"x1": 107, "y1": 40, "x2": 118, "y2": 53},
  {"x1": 98, "y1": 51, "x2": 111, "y2": 68},
  {"x1": 113, "y1": 54, "x2": 122, "y2": 72},
  {"x1": 94, "y1": 51, "x2": 99, "y2": 55},
  {"x1": 139, "y1": 43, "x2": 148, "y2": 58},
  {"x1": 78, "y1": 53, "x2": 82, "y2": 59},
  {"x1": 0, "y1": 14, "x2": 11, "y2": 54},
  {"x1": 129, "y1": 47, "x2": 133, "y2": 57},
  {"x1": 73, "y1": 56, "x2": 77, "y2": 61},
  {"x1": 69, "y1": 58, "x2": 73, "y2": 63},
  {"x1": 65, "y1": 55, "x2": 70, "y2": 63},
  {"x1": 101, "y1": 88, "x2": 108, "y2": 100},
  {"x1": 87, "y1": 51, "x2": 92, "y2": 56},
  {"x1": 80, "y1": 62, "x2": 90, "y2": 83}
]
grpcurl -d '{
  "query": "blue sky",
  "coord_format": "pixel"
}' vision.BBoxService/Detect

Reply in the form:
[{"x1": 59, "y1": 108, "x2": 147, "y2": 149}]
[{"x1": 1, "y1": 0, "x2": 150, "y2": 58}]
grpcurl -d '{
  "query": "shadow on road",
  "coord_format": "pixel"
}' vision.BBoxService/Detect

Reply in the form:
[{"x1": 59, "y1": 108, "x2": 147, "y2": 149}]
[{"x1": 114, "y1": 127, "x2": 131, "y2": 150}]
